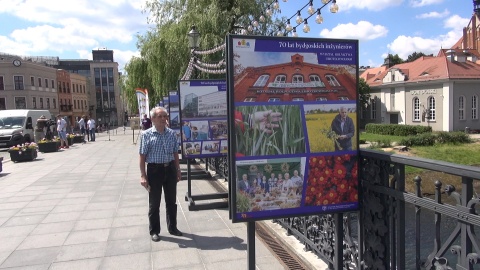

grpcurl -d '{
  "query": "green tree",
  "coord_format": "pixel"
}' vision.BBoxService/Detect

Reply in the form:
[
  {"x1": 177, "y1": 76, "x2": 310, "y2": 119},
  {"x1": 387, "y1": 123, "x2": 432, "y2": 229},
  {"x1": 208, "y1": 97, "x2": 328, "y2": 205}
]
[
  {"x1": 122, "y1": 0, "x2": 283, "y2": 111},
  {"x1": 385, "y1": 53, "x2": 404, "y2": 66},
  {"x1": 405, "y1": 51, "x2": 433, "y2": 63},
  {"x1": 358, "y1": 78, "x2": 371, "y2": 109}
]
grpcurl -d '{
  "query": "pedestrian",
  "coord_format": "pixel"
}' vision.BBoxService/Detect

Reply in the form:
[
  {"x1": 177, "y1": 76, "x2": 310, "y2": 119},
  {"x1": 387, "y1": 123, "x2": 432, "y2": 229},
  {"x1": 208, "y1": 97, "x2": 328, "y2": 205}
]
[
  {"x1": 87, "y1": 117, "x2": 96, "y2": 141},
  {"x1": 139, "y1": 106, "x2": 183, "y2": 242},
  {"x1": 56, "y1": 114, "x2": 68, "y2": 149},
  {"x1": 141, "y1": 113, "x2": 152, "y2": 131},
  {"x1": 78, "y1": 116, "x2": 86, "y2": 143}
]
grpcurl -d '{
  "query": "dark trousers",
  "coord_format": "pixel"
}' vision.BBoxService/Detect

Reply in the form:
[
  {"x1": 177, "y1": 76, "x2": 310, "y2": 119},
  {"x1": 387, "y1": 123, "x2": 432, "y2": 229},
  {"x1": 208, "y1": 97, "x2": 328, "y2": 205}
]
[{"x1": 147, "y1": 162, "x2": 178, "y2": 235}]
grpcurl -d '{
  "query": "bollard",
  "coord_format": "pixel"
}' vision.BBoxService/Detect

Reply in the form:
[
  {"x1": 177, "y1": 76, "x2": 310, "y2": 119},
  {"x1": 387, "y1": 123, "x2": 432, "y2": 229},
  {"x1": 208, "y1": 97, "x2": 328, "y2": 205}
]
[{"x1": 465, "y1": 127, "x2": 470, "y2": 134}]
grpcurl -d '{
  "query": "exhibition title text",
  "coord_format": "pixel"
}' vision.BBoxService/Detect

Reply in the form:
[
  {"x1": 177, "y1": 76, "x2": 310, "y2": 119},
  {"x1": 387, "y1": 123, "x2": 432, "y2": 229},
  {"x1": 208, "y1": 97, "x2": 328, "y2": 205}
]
[{"x1": 278, "y1": 41, "x2": 353, "y2": 50}]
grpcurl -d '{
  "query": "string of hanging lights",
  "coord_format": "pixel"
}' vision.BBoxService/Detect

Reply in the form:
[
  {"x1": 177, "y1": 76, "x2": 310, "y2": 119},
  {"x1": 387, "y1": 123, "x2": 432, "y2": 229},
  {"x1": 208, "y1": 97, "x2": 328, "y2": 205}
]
[
  {"x1": 181, "y1": 0, "x2": 340, "y2": 79},
  {"x1": 243, "y1": 0, "x2": 338, "y2": 36}
]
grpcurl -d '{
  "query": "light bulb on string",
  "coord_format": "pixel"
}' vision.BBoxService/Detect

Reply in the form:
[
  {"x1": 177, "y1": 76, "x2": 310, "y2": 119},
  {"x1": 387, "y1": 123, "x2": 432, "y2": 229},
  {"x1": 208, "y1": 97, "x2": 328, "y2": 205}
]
[
  {"x1": 241, "y1": 29, "x2": 247, "y2": 35},
  {"x1": 307, "y1": 1, "x2": 315, "y2": 15},
  {"x1": 277, "y1": 29, "x2": 283, "y2": 36},
  {"x1": 292, "y1": 27, "x2": 298, "y2": 37},
  {"x1": 252, "y1": 20, "x2": 259, "y2": 27},
  {"x1": 303, "y1": 19, "x2": 310, "y2": 33},
  {"x1": 247, "y1": 25, "x2": 253, "y2": 32},
  {"x1": 330, "y1": 0, "x2": 339, "y2": 13},
  {"x1": 315, "y1": 9, "x2": 323, "y2": 24},
  {"x1": 321, "y1": 0, "x2": 329, "y2": 4},
  {"x1": 259, "y1": 12, "x2": 265, "y2": 22},
  {"x1": 285, "y1": 19, "x2": 293, "y2": 32},
  {"x1": 273, "y1": 0, "x2": 279, "y2": 10},
  {"x1": 266, "y1": 7, "x2": 272, "y2": 17},
  {"x1": 295, "y1": 11, "x2": 303, "y2": 24}
]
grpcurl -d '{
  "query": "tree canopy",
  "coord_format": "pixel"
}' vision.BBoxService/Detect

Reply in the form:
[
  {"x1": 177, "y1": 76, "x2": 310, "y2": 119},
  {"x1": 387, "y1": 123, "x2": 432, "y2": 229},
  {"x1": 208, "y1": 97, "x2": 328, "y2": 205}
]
[{"x1": 122, "y1": 0, "x2": 281, "y2": 113}]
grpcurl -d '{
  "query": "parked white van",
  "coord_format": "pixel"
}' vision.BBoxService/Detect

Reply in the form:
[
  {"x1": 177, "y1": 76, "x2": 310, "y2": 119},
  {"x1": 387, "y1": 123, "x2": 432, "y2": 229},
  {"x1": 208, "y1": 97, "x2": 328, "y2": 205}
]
[{"x1": 0, "y1": 110, "x2": 52, "y2": 147}]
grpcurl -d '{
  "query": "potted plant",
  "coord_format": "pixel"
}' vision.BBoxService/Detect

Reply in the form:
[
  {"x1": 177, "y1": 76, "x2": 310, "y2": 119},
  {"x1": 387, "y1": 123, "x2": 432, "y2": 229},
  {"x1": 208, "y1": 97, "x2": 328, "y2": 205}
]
[
  {"x1": 67, "y1": 133, "x2": 75, "y2": 146},
  {"x1": 72, "y1": 133, "x2": 84, "y2": 143},
  {"x1": 37, "y1": 138, "x2": 60, "y2": 153},
  {"x1": 8, "y1": 142, "x2": 38, "y2": 162}
]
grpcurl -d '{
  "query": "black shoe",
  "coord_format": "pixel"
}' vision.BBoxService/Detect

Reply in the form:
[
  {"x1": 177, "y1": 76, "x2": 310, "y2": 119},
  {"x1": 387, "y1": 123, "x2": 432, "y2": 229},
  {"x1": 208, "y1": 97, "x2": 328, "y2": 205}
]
[
  {"x1": 168, "y1": 228, "x2": 183, "y2": 236},
  {"x1": 151, "y1": 234, "x2": 161, "y2": 242}
]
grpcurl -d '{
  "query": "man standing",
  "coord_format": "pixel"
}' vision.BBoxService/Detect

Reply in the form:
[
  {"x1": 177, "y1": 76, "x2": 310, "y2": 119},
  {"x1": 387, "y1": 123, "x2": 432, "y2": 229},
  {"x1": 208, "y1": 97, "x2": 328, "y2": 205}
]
[
  {"x1": 78, "y1": 116, "x2": 86, "y2": 143},
  {"x1": 139, "y1": 107, "x2": 182, "y2": 242},
  {"x1": 330, "y1": 107, "x2": 355, "y2": 151},
  {"x1": 56, "y1": 114, "x2": 68, "y2": 149},
  {"x1": 87, "y1": 117, "x2": 96, "y2": 142},
  {"x1": 141, "y1": 113, "x2": 152, "y2": 131}
]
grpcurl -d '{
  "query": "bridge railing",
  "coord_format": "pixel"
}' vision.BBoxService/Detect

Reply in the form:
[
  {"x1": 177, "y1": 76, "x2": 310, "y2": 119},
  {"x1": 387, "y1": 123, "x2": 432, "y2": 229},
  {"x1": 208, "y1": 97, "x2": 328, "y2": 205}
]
[{"x1": 274, "y1": 149, "x2": 480, "y2": 270}]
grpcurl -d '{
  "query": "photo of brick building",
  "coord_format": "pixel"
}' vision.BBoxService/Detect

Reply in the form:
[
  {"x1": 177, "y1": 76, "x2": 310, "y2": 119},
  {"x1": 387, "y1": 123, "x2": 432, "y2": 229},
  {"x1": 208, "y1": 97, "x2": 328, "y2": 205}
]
[{"x1": 233, "y1": 53, "x2": 356, "y2": 102}]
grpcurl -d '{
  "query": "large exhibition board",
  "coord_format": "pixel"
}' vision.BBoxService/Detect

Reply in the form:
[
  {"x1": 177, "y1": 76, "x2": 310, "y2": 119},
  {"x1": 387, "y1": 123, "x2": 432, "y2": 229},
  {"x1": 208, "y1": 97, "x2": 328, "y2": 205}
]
[
  {"x1": 178, "y1": 80, "x2": 227, "y2": 158},
  {"x1": 227, "y1": 35, "x2": 359, "y2": 222}
]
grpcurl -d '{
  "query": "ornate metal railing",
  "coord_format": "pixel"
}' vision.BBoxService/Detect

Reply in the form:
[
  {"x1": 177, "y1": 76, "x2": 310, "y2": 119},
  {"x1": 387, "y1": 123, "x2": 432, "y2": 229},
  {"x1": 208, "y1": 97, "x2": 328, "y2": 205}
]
[{"x1": 274, "y1": 149, "x2": 480, "y2": 269}]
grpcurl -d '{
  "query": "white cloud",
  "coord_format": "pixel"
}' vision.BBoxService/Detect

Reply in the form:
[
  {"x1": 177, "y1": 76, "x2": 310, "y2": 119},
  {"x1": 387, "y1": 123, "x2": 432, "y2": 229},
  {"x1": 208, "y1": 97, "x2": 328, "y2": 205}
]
[
  {"x1": 338, "y1": 0, "x2": 404, "y2": 11},
  {"x1": 386, "y1": 14, "x2": 466, "y2": 59},
  {"x1": 410, "y1": 0, "x2": 443, "y2": 8},
  {"x1": 319, "y1": 21, "x2": 388, "y2": 41},
  {"x1": 416, "y1": 9, "x2": 450, "y2": 19}
]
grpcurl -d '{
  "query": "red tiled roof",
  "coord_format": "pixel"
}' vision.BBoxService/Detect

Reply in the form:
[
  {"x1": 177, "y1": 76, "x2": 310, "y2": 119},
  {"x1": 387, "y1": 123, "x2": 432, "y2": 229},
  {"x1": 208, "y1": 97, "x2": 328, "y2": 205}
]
[{"x1": 360, "y1": 53, "x2": 480, "y2": 87}]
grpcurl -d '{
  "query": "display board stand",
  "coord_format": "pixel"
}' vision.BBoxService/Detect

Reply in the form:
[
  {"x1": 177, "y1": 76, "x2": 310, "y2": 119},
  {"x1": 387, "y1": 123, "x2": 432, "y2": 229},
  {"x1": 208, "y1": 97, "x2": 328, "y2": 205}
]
[{"x1": 184, "y1": 158, "x2": 228, "y2": 211}]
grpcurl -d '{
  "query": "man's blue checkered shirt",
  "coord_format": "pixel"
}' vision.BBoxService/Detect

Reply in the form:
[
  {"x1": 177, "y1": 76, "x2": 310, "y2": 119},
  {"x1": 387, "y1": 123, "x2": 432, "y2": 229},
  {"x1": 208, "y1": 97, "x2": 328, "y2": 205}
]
[{"x1": 139, "y1": 126, "x2": 177, "y2": 164}]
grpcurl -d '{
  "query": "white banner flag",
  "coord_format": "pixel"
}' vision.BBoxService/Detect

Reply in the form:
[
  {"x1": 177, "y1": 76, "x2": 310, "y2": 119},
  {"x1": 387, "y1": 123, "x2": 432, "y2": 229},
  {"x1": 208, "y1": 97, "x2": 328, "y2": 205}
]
[{"x1": 135, "y1": 88, "x2": 150, "y2": 117}]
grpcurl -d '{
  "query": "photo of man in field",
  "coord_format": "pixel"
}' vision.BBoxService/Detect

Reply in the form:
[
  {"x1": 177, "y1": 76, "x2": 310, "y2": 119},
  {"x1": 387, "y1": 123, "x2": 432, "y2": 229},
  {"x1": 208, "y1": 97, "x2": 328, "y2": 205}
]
[{"x1": 304, "y1": 103, "x2": 357, "y2": 153}]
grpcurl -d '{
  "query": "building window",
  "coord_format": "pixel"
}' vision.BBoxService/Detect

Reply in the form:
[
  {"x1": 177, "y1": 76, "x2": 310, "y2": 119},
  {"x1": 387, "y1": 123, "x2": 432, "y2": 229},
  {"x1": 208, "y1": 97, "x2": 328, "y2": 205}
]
[
  {"x1": 0, "y1": 76, "x2": 4, "y2": 90},
  {"x1": 459, "y1": 96, "x2": 465, "y2": 120},
  {"x1": 473, "y1": 95, "x2": 478, "y2": 120},
  {"x1": 309, "y1": 74, "x2": 321, "y2": 82},
  {"x1": 427, "y1": 96, "x2": 436, "y2": 121},
  {"x1": 371, "y1": 98, "x2": 377, "y2": 120},
  {"x1": 338, "y1": 97, "x2": 349, "y2": 100},
  {"x1": 292, "y1": 97, "x2": 304, "y2": 101},
  {"x1": 31, "y1": 76, "x2": 35, "y2": 86},
  {"x1": 32, "y1": 97, "x2": 37, "y2": 109},
  {"x1": 292, "y1": 75, "x2": 303, "y2": 83},
  {"x1": 325, "y1": 75, "x2": 340, "y2": 86},
  {"x1": 316, "y1": 97, "x2": 327, "y2": 101},
  {"x1": 46, "y1": 98, "x2": 50, "y2": 109},
  {"x1": 39, "y1": 98, "x2": 44, "y2": 109},
  {"x1": 413, "y1": 97, "x2": 420, "y2": 121},
  {"x1": 53, "y1": 98, "x2": 56, "y2": 109},
  {"x1": 14, "y1": 76, "x2": 24, "y2": 90},
  {"x1": 15, "y1": 97, "x2": 26, "y2": 109},
  {"x1": 0, "y1": 98, "x2": 5, "y2": 110},
  {"x1": 38, "y1": 78, "x2": 42, "y2": 87},
  {"x1": 51, "y1": 80, "x2": 55, "y2": 89},
  {"x1": 274, "y1": 75, "x2": 286, "y2": 83},
  {"x1": 244, "y1": 97, "x2": 256, "y2": 102},
  {"x1": 253, "y1": 75, "x2": 269, "y2": 87},
  {"x1": 45, "y1": 79, "x2": 49, "y2": 88},
  {"x1": 268, "y1": 97, "x2": 281, "y2": 102}
]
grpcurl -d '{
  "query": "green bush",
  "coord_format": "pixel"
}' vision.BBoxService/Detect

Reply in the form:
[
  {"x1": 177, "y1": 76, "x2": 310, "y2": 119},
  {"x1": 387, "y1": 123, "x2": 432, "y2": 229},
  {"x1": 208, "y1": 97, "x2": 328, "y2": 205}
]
[
  {"x1": 435, "y1": 131, "x2": 472, "y2": 144},
  {"x1": 399, "y1": 133, "x2": 436, "y2": 147},
  {"x1": 365, "y1": 123, "x2": 432, "y2": 136}
]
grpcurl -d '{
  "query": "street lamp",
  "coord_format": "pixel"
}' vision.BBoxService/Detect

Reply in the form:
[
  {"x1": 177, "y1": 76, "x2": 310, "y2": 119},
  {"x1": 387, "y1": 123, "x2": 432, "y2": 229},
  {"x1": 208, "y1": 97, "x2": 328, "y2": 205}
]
[
  {"x1": 187, "y1": 25, "x2": 201, "y2": 79},
  {"x1": 187, "y1": 25, "x2": 201, "y2": 50}
]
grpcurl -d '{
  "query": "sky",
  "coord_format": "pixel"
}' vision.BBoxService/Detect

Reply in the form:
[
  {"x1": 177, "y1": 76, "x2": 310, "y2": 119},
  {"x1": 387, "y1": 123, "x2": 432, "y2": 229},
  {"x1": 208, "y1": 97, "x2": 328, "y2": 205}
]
[{"x1": 0, "y1": 0, "x2": 473, "y2": 72}]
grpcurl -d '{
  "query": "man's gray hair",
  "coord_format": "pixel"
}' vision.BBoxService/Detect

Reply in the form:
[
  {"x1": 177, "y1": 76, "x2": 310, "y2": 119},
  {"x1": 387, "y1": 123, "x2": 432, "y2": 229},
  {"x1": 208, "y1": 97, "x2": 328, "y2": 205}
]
[{"x1": 150, "y1": 107, "x2": 168, "y2": 118}]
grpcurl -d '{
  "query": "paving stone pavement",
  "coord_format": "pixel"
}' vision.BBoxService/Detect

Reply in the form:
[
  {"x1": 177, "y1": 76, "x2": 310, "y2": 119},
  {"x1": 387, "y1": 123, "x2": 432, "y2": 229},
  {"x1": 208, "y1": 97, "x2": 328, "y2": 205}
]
[{"x1": 0, "y1": 128, "x2": 330, "y2": 270}]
